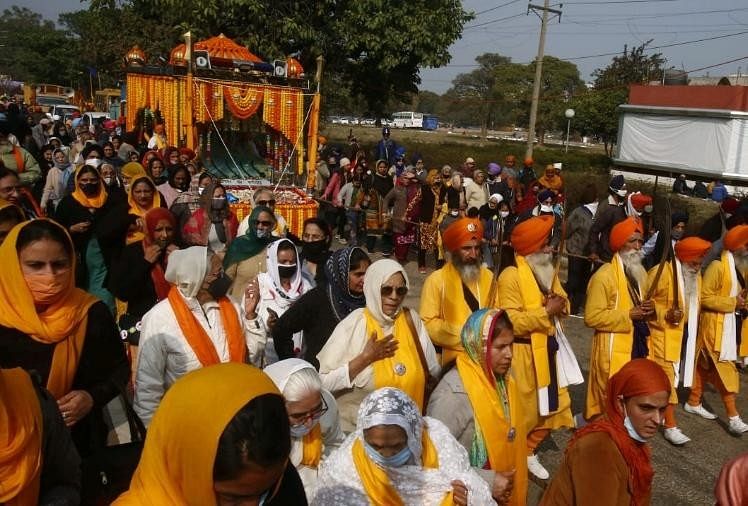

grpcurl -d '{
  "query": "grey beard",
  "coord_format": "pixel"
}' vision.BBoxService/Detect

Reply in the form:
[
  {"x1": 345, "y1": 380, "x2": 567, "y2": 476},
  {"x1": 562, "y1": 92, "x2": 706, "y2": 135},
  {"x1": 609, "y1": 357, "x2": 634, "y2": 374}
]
[
  {"x1": 526, "y1": 251, "x2": 554, "y2": 292},
  {"x1": 734, "y1": 252, "x2": 748, "y2": 273},
  {"x1": 451, "y1": 252, "x2": 481, "y2": 284},
  {"x1": 620, "y1": 249, "x2": 647, "y2": 290}
]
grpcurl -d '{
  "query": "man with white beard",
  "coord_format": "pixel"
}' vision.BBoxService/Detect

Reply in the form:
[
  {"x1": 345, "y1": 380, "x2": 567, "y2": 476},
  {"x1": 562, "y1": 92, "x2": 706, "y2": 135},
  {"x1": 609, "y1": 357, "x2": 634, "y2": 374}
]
[
  {"x1": 585, "y1": 217, "x2": 655, "y2": 421},
  {"x1": 686, "y1": 224, "x2": 748, "y2": 435},
  {"x1": 647, "y1": 236, "x2": 712, "y2": 445},
  {"x1": 498, "y1": 215, "x2": 583, "y2": 480},
  {"x1": 421, "y1": 217, "x2": 496, "y2": 365}
]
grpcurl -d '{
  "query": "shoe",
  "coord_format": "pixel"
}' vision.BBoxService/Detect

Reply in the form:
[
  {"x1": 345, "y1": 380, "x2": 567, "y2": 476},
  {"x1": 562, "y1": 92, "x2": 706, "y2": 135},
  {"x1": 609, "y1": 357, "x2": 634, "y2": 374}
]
[
  {"x1": 684, "y1": 403, "x2": 718, "y2": 420},
  {"x1": 728, "y1": 416, "x2": 748, "y2": 435},
  {"x1": 663, "y1": 427, "x2": 691, "y2": 445},
  {"x1": 527, "y1": 454, "x2": 550, "y2": 480}
]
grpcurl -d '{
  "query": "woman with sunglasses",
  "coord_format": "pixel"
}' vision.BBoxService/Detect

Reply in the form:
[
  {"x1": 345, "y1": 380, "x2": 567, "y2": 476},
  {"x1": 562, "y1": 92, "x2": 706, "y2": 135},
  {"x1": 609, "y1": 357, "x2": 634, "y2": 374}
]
[
  {"x1": 224, "y1": 205, "x2": 277, "y2": 299},
  {"x1": 115, "y1": 363, "x2": 308, "y2": 505},
  {"x1": 264, "y1": 359, "x2": 344, "y2": 501},
  {"x1": 317, "y1": 259, "x2": 440, "y2": 432}
]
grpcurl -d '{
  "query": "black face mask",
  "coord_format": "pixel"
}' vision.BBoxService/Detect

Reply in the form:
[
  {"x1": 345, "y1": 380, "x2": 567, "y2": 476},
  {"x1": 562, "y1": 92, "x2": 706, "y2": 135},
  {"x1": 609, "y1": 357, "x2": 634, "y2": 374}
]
[
  {"x1": 301, "y1": 239, "x2": 327, "y2": 263},
  {"x1": 278, "y1": 264, "x2": 297, "y2": 279},
  {"x1": 80, "y1": 183, "x2": 100, "y2": 197},
  {"x1": 153, "y1": 175, "x2": 167, "y2": 186},
  {"x1": 207, "y1": 272, "x2": 232, "y2": 300}
]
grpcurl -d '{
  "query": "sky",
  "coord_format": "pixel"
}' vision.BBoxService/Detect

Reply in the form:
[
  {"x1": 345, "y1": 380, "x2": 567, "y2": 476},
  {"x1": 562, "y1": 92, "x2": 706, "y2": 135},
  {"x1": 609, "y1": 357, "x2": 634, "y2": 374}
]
[{"x1": 7, "y1": 0, "x2": 748, "y2": 93}]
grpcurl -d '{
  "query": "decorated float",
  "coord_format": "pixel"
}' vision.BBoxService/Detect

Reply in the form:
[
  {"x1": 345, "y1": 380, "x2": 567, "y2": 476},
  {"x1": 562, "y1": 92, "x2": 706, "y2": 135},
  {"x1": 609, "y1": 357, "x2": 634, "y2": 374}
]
[{"x1": 123, "y1": 33, "x2": 324, "y2": 236}]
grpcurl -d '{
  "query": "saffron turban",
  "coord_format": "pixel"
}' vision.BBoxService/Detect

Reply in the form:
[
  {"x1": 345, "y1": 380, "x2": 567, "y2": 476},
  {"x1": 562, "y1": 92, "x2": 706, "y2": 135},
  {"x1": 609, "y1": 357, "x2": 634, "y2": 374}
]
[
  {"x1": 724, "y1": 225, "x2": 748, "y2": 252},
  {"x1": 629, "y1": 193, "x2": 652, "y2": 212},
  {"x1": 510, "y1": 215, "x2": 554, "y2": 256},
  {"x1": 606, "y1": 358, "x2": 671, "y2": 426},
  {"x1": 674, "y1": 237, "x2": 711, "y2": 263},
  {"x1": 442, "y1": 218, "x2": 483, "y2": 252},
  {"x1": 609, "y1": 217, "x2": 643, "y2": 253}
]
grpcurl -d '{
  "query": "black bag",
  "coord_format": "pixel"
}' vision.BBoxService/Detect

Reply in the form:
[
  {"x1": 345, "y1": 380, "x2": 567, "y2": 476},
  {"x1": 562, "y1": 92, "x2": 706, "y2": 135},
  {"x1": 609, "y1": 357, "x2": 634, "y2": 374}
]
[{"x1": 80, "y1": 392, "x2": 146, "y2": 506}]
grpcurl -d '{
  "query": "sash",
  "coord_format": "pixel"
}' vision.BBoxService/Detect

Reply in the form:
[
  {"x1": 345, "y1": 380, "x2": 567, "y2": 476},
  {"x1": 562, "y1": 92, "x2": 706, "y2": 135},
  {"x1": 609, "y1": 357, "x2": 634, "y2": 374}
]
[
  {"x1": 11, "y1": 146, "x2": 25, "y2": 172},
  {"x1": 167, "y1": 287, "x2": 247, "y2": 367},
  {"x1": 364, "y1": 309, "x2": 426, "y2": 410},
  {"x1": 608, "y1": 254, "x2": 635, "y2": 377},
  {"x1": 679, "y1": 260, "x2": 701, "y2": 388},
  {"x1": 716, "y1": 251, "x2": 738, "y2": 362},
  {"x1": 301, "y1": 424, "x2": 322, "y2": 468}
]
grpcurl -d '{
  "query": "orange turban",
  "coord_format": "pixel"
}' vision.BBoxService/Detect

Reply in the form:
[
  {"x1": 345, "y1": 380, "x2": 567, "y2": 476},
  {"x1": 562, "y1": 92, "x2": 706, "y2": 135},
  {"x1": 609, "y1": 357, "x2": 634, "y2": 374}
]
[
  {"x1": 442, "y1": 218, "x2": 483, "y2": 252},
  {"x1": 629, "y1": 193, "x2": 652, "y2": 212},
  {"x1": 674, "y1": 237, "x2": 711, "y2": 263},
  {"x1": 609, "y1": 217, "x2": 643, "y2": 253},
  {"x1": 724, "y1": 225, "x2": 748, "y2": 252},
  {"x1": 510, "y1": 215, "x2": 554, "y2": 256}
]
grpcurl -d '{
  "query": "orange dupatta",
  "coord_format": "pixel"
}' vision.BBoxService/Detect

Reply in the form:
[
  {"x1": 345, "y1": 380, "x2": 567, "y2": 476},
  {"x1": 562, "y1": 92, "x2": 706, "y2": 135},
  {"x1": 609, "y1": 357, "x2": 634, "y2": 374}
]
[
  {"x1": 127, "y1": 175, "x2": 162, "y2": 244},
  {"x1": 70, "y1": 165, "x2": 108, "y2": 209},
  {"x1": 352, "y1": 429, "x2": 454, "y2": 506},
  {"x1": 166, "y1": 286, "x2": 246, "y2": 366},
  {"x1": 301, "y1": 424, "x2": 322, "y2": 467},
  {"x1": 0, "y1": 221, "x2": 98, "y2": 398},
  {"x1": 0, "y1": 368, "x2": 42, "y2": 506}
]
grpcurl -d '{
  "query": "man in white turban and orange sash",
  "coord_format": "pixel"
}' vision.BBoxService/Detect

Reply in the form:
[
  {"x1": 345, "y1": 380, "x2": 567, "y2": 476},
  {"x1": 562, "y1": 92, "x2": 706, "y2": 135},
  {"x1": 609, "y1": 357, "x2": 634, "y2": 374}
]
[
  {"x1": 497, "y1": 215, "x2": 583, "y2": 481},
  {"x1": 685, "y1": 224, "x2": 748, "y2": 435},
  {"x1": 646, "y1": 236, "x2": 711, "y2": 446},
  {"x1": 584, "y1": 216, "x2": 654, "y2": 421},
  {"x1": 420, "y1": 217, "x2": 496, "y2": 364}
]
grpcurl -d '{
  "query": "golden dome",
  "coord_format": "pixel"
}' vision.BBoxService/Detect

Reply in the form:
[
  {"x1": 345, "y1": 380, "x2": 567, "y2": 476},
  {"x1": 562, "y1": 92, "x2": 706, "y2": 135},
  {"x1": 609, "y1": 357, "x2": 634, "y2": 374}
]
[
  {"x1": 287, "y1": 57, "x2": 304, "y2": 78},
  {"x1": 194, "y1": 33, "x2": 262, "y2": 62},
  {"x1": 170, "y1": 43, "x2": 186, "y2": 66},
  {"x1": 125, "y1": 45, "x2": 146, "y2": 66}
]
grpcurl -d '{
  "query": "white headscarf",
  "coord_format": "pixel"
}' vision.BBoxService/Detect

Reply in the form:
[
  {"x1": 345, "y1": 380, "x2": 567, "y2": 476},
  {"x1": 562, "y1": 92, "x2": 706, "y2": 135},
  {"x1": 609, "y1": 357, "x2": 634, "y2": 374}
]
[
  {"x1": 362, "y1": 259, "x2": 409, "y2": 326},
  {"x1": 164, "y1": 246, "x2": 209, "y2": 298},
  {"x1": 258, "y1": 238, "x2": 305, "y2": 309},
  {"x1": 264, "y1": 358, "x2": 317, "y2": 394}
]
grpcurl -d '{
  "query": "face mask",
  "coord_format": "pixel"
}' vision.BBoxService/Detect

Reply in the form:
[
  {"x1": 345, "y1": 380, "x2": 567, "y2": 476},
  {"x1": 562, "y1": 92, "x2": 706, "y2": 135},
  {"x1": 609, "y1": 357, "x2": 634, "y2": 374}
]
[
  {"x1": 24, "y1": 270, "x2": 69, "y2": 305},
  {"x1": 198, "y1": 186, "x2": 205, "y2": 195},
  {"x1": 364, "y1": 441, "x2": 411, "y2": 468},
  {"x1": 103, "y1": 176, "x2": 114, "y2": 186},
  {"x1": 256, "y1": 228, "x2": 271, "y2": 239},
  {"x1": 207, "y1": 272, "x2": 232, "y2": 300},
  {"x1": 302, "y1": 239, "x2": 327, "y2": 263},
  {"x1": 278, "y1": 264, "x2": 297, "y2": 279},
  {"x1": 211, "y1": 197, "x2": 227, "y2": 210},
  {"x1": 80, "y1": 182, "x2": 99, "y2": 197},
  {"x1": 289, "y1": 422, "x2": 315, "y2": 438},
  {"x1": 622, "y1": 404, "x2": 647, "y2": 443},
  {"x1": 540, "y1": 204, "x2": 553, "y2": 213},
  {"x1": 671, "y1": 230, "x2": 684, "y2": 241},
  {"x1": 153, "y1": 175, "x2": 167, "y2": 185},
  {"x1": 500, "y1": 211, "x2": 510, "y2": 218}
]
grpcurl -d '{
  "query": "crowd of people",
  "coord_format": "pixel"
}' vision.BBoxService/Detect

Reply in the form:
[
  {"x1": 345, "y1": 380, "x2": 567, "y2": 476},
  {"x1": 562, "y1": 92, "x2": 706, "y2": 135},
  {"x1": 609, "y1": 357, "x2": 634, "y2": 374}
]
[{"x1": 1, "y1": 108, "x2": 748, "y2": 506}]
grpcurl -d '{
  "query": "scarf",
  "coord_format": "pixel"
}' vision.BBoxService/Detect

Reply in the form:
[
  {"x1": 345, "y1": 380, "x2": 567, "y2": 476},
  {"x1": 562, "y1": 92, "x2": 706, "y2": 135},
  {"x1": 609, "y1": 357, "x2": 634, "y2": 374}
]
[
  {"x1": 0, "y1": 221, "x2": 98, "y2": 398},
  {"x1": 114, "y1": 364, "x2": 282, "y2": 505},
  {"x1": 142, "y1": 207, "x2": 175, "y2": 300},
  {"x1": 324, "y1": 247, "x2": 367, "y2": 321},
  {"x1": 302, "y1": 424, "x2": 322, "y2": 467},
  {"x1": 71, "y1": 165, "x2": 108, "y2": 209},
  {"x1": 222, "y1": 206, "x2": 274, "y2": 269},
  {"x1": 166, "y1": 286, "x2": 246, "y2": 366},
  {"x1": 0, "y1": 368, "x2": 42, "y2": 506},
  {"x1": 608, "y1": 253, "x2": 636, "y2": 377},
  {"x1": 257, "y1": 239, "x2": 307, "y2": 311},
  {"x1": 127, "y1": 175, "x2": 162, "y2": 244},
  {"x1": 716, "y1": 251, "x2": 739, "y2": 361}
]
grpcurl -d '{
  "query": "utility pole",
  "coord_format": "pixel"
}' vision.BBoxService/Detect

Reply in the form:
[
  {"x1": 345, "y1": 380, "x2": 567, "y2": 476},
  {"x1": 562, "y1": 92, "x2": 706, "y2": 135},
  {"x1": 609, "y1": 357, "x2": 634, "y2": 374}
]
[{"x1": 525, "y1": 1, "x2": 562, "y2": 159}]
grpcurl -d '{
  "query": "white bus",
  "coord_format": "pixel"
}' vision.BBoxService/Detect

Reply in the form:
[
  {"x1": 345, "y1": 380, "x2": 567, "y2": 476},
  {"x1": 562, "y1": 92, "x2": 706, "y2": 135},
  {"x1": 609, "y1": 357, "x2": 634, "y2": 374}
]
[{"x1": 392, "y1": 111, "x2": 424, "y2": 128}]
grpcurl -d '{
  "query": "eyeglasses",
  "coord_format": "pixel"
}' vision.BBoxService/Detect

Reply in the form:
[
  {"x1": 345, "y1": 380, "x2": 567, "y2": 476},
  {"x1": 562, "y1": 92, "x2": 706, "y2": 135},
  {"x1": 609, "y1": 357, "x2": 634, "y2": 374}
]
[
  {"x1": 288, "y1": 397, "x2": 329, "y2": 428},
  {"x1": 256, "y1": 199, "x2": 275, "y2": 207},
  {"x1": 256, "y1": 220, "x2": 275, "y2": 227},
  {"x1": 381, "y1": 285, "x2": 408, "y2": 297}
]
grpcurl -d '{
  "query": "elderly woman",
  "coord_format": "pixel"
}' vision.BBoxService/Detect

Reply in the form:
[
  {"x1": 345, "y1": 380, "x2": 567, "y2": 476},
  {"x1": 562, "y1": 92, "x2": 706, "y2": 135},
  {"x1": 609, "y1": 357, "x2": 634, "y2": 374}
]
[
  {"x1": 126, "y1": 174, "x2": 163, "y2": 244},
  {"x1": 40, "y1": 148, "x2": 74, "y2": 212},
  {"x1": 115, "y1": 363, "x2": 307, "y2": 505},
  {"x1": 317, "y1": 259, "x2": 440, "y2": 431},
  {"x1": 428, "y1": 309, "x2": 527, "y2": 505},
  {"x1": 224, "y1": 205, "x2": 276, "y2": 299},
  {"x1": 273, "y1": 247, "x2": 370, "y2": 368},
  {"x1": 0, "y1": 220, "x2": 129, "y2": 458},
  {"x1": 134, "y1": 246, "x2": 254, "y2": 426},
  {"x1": 265, "y1": 359, "x2": 345, "y2": 500},
  {"x1": 244, "y1": 239, "x2": 312, "y2": 366},
  {"x1": 182, "y1": 182, "x2": 239, "y2": 253},
  {"x1": 313, "y1": 387, "x2": 494, "y2": 505}
]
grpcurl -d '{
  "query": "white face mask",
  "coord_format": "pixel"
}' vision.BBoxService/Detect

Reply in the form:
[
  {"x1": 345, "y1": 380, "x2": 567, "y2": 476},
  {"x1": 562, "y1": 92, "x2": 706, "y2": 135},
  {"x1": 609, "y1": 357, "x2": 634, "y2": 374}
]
[
  {"x1": 103, "y1": 176, "x2": 113, "y2": 185},
  {"x1": 198, "y1": 187, "x2": 205, "y2": 195},
  {"x1": 540, "y1": 204, "x2": 553, "y2": 213},
  {"x1": 500, "y1": 211, "x2": 510, "y2": 218}
]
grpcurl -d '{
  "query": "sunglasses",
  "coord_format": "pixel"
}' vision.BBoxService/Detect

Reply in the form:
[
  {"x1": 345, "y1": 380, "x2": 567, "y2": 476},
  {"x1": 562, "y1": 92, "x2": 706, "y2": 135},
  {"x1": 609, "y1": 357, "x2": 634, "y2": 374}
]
[
  {"x1": 381, "y1": 285, "x2": 408, "y2": 297},
  {"x1": 256, "y1": 220, "x2": 275, "y2": 227},
  {"x1": 256, "y1": 199, "x2": 275, "y2": 207}
]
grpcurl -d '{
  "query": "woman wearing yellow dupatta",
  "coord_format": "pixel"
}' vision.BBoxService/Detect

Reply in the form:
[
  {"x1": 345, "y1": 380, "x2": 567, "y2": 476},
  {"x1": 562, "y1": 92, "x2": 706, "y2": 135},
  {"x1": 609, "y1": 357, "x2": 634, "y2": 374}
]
[
  {"x1": 126, "y1": 174, "x2": 163, "y2": 244},
  {"x1": 314, "y1": 387, "x2": 494, "y2": 505},
  {"x1": 317, "y1": 259, "x2": 441, "y2": 432},
  {"x1": 0, "y1": 220, "x2": 129, "y2": 459},
  {"x1": 428, "y1": 309, "x2": 528, "y2": 506},
  {"x1": 115, "y1": 363, "x2": 308, "y2": 506}
]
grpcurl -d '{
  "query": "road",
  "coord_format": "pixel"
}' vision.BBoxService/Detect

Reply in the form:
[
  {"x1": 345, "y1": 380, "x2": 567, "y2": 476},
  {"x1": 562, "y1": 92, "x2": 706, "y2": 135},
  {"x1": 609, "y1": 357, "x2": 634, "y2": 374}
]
[{"x1": 388, "y1": 249, "x2": 748, "y2": 506}]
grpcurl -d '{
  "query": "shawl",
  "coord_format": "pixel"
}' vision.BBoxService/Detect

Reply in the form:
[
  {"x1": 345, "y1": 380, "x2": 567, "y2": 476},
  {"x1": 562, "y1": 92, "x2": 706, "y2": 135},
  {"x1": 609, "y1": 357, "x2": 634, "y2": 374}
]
[
  {"x1": 71, "y1": 165, "x2": 108, "y2": 209},
  {"x1": 223, "y1": 205, "x2": 275, "y2": 269},
  {"x1": 324, "y1": 247, "x2": 368, "y2": 321}
]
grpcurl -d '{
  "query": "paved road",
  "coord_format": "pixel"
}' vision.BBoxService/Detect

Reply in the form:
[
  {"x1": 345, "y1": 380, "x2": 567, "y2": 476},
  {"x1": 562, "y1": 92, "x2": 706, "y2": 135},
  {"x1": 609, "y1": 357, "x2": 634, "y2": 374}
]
[{"x1": 387, "y1": 250, "x2": 748, "y2": 506}]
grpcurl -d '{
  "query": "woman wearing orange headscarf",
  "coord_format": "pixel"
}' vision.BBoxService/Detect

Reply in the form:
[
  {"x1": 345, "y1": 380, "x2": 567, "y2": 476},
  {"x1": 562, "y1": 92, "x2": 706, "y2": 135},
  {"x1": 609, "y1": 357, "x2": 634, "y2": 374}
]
[
  {"x1": 54, "y1": 163, "x2": 130, "y2": 313},
  {"x1": 540, "y1": 358, "x2": 670, "y2": 506},
  {"x1": 0, "y1": 220, "x2": 129, "y2": 461},
  {"x1": 126, "y1": 174, "x2": 164, "y2": 245}
]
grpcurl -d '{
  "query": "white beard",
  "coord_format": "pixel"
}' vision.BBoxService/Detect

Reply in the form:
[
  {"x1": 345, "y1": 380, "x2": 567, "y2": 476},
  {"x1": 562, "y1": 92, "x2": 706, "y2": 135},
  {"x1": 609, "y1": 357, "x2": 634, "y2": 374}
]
[
  {"x1": 620, "y1": 249, "x2": 647, "y2": 291},
  {"x1": 682, "y1": 265, "x2": 698, "y2": 310},
  {"x1": 734, "y1": 251, "x2": 748, "y2": 274},
  {"x1": 526, "y1": 251, "x2": 554, "y2": 293}
]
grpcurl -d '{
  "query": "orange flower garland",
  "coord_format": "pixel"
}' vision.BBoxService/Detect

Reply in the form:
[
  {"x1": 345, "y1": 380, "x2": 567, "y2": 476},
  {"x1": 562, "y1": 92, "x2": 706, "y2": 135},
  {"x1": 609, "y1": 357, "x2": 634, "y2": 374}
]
[{"x1": 224, "y1": 84, "x2": 264, "y2": 119}]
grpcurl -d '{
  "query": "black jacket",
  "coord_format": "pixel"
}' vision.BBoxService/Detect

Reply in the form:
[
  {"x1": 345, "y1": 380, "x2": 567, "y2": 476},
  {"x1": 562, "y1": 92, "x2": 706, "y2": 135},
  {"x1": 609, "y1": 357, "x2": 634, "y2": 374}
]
[
  {"x1": 588, "y1": 198, "x2": 627, "y2": 262},
  {"x1": 0, "y1": 302, "x2": 129, "y2": 457},
  {"x1": 108, "y1": 241, "x2": 163, "y2": 326},
  {"x1": 272, "y1": 285, "x2": 341, "y2": 369}
]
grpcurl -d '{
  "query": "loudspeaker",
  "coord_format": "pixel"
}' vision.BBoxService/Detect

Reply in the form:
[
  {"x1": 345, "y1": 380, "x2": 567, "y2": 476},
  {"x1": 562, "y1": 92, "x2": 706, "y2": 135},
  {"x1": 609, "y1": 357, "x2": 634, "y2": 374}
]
[
  {"x1": 273, "y1": 60, "x2": 288, "y2": 78},
  {"x1": 194, "y1": 50, "x2": 211, "y2": 70}
]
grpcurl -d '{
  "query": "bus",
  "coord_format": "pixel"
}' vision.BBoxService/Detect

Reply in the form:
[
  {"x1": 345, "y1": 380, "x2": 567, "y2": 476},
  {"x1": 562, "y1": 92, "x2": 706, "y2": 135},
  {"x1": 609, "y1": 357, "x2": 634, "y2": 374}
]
[{"x1": 392, "y1": 111, "x2": 424, "y2": 128}]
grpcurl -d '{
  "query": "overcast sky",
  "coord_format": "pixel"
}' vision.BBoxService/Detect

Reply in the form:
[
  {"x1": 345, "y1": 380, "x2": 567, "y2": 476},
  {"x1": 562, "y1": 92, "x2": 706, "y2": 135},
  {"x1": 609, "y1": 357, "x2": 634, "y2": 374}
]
[{"x1": 7, "y1": 0, "x2": 748, "y2": 93}]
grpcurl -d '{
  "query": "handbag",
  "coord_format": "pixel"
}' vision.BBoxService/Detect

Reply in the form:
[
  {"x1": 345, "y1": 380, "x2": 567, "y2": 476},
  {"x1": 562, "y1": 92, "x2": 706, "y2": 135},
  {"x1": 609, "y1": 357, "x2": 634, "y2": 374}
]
[
  {"x1": 403, "y1": 307, "x2": 439, "y2": 413},
  {"x1": 80, "y1": 389, "x2": 146, "y2": 506}
]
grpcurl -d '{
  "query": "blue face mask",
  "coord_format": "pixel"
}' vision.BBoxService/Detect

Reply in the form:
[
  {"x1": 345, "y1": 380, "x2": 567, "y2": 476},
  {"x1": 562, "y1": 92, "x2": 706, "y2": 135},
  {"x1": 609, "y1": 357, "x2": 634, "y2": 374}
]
[
  {"x1": 622, "y1": 405, "x2": 647, "y2": 443},
  {"x1": 290, "y1": 422, "x2": 314, "y2": 438},
  {"x1": 364, "y1": 441, "x2": 412, "y2": 468}
]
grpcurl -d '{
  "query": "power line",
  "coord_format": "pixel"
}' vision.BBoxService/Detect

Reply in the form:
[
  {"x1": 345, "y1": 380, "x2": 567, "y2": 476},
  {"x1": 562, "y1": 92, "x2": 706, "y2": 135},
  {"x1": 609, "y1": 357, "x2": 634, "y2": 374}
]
[
  {"x1": 567, "y1": 6, "x2": 748, "y2": 21},
  {"x1": 473, "y1": 0, "x2": 523, "y2": 17},
  {"x1": 685, "y1": 55, "x2": 748, "y2": 74},
  {"x1": 563, "y1": 0, "x2": 683, "y2": 4},
  {"x1": 464, "y1": 12, "x2": 527, "y2": 30}
]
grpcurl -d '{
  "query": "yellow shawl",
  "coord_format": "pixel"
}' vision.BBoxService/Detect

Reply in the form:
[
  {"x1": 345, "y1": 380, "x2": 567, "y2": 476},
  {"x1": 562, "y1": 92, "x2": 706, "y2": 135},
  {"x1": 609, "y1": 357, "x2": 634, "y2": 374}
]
[{"x1": 301, "y1": 424, "x2": 322, "y2": 468}]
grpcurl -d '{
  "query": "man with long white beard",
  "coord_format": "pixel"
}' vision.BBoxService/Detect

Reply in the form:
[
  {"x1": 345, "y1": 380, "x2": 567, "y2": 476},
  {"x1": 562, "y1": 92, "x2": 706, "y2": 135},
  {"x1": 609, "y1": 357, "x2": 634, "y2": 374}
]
[
  {"x1": 585, "y1": 216, "x2": 655, "y2": 421},
  {"x1": 647, "y1": 236, "x2": 712, "y2": 445},
  {"x1": 497, "y1": 215, "x2": 583, "y2": 480},
  {"x1": 686, "y1": 224, "x2": 748, "y2": 435},
  {"x1": 421, "y1": 217, "x2": 495, "y2": 364}
]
